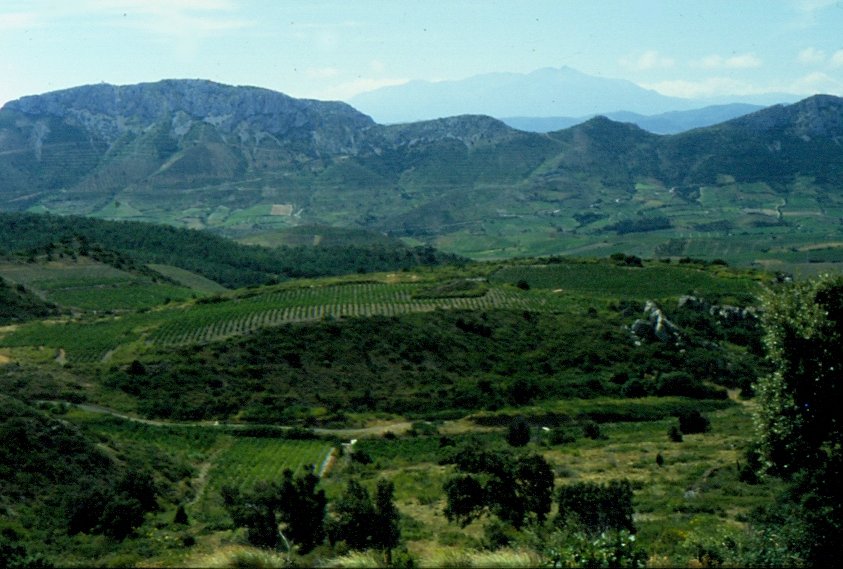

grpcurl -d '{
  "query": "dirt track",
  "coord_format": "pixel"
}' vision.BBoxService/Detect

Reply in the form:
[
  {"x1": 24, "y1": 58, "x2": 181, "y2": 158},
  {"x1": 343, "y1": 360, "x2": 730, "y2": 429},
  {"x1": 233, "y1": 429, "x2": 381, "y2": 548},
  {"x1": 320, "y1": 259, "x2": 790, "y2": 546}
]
[{"x1": 41, "y1": 400, "x2": 415, "y2": 438}]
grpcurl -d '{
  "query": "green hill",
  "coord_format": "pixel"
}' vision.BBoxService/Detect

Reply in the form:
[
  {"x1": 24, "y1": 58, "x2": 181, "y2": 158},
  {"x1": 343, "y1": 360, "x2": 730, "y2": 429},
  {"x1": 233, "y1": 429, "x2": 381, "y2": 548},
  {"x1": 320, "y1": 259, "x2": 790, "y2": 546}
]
[
  {"x1": 0, "y1": 276, "x2": 60, "y2": 324},
  {"x1": 0, "y1": 212, "x2": 465, "y2": 290}
]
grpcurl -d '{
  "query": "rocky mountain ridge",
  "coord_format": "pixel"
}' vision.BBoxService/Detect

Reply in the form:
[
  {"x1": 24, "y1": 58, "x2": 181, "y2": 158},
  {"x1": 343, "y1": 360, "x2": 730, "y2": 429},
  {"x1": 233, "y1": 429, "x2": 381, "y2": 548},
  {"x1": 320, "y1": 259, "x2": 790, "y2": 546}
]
[{"x1": 1, "y1": 79, "x2": 842, "y2": 261}]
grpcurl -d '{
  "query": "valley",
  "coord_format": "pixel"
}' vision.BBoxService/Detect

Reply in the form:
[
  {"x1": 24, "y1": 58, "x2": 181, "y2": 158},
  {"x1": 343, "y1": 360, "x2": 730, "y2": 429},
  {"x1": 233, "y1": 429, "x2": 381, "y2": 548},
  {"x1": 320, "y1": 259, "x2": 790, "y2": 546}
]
[
  {"x1": 0, "y1": 222, "x2": 782, "y2": 566},
  {"x1": 0, "y1": 80, "x2": 842, "y2": 567}
]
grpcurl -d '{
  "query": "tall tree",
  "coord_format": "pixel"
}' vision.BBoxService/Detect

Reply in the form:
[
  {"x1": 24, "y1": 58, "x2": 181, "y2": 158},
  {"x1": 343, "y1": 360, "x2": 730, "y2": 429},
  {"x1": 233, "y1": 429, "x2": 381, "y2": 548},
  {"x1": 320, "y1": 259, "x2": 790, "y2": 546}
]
[
  {"x1": 373, "y1": 480, "x2": 401, "y2": 565},
  {"x1": 757, "y1": 275, "x2": 843, "y2": 474},
  {"x1": 277, "y1": 468, "x2": 326, "y2": 553},
  {"x1": 328, "y1": 479, "x2": 375, "y2": 550},
  {"x1": 222, "y1": 467, "x2": 326, "y2": 553},
  {"x1": 753, "y1": 275, "x2": 843, "y2": 565},
  {"x1": 221, "y1": 483, "x2": 278, "y2": 549}
]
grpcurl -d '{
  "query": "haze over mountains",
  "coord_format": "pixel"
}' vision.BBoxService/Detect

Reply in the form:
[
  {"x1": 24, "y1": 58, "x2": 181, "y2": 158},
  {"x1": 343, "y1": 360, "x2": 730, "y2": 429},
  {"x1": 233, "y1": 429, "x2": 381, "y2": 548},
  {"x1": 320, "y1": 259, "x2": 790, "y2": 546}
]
[
  {"x1": 1, "y1": 78, "x2": 842, "y2": 263},
  {"x1": 348, "y1": 66, "x2": 796, "y2": 128},
  {"x1": 502, "y1": 103, "x2": 766, "y2": 135}
]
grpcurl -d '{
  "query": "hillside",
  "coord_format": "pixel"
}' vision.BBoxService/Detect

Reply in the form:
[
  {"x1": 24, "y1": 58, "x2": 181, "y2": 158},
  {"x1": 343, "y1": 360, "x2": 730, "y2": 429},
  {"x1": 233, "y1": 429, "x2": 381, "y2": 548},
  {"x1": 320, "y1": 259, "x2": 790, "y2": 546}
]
[
  {"x1": 1, "y1": 81, "x2": 843, "y2": 271},
  {"x1": 0, "y1": 212, "x2": 464, "y2": 289},
  {"x1": 0, "y1": 251, "x2": 787, "y2": 567}
]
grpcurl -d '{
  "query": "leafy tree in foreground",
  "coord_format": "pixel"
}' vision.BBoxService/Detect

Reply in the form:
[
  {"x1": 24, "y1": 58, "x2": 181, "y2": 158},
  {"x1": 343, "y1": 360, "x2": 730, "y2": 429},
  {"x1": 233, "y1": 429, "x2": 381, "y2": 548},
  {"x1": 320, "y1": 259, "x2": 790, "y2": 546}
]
[
  {"x1": 752, "y1": 275, "x2": 843, "y2": 566},
  {"x1": 221, "y1": 482, "x2": 279, "y2": 549},
  {"x1": 327, "y1": 477, "x2": 401, "y2": 559},
  {"x1": 443, "y1": 448, "x2": 553, "y2": 529},
  {"x1": 373, "y1": 480, "x2": 401, "y2": 564},
  {"x1": 328, "y1": 479, "x2": 375, "y2": 550},
  {"x1": 277, "y1": 468, "x2": 327, "y2": 552},
  {"x1": 757, "y1": 275, "x2": 843, "y2": 475},
  {"x1": 222, "y1": 467, "x2": 326, "y2": 552}
]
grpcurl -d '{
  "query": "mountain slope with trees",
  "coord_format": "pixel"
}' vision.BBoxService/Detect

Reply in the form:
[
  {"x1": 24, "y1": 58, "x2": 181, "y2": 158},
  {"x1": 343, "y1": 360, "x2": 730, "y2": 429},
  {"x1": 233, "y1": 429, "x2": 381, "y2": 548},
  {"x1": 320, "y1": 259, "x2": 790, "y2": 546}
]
[
  {"x1": 1, "y1": 81, "x2": 842, "y2": 266},
  {"x1": 0, "y1": 212, "x2": 464, "y2": 289}
]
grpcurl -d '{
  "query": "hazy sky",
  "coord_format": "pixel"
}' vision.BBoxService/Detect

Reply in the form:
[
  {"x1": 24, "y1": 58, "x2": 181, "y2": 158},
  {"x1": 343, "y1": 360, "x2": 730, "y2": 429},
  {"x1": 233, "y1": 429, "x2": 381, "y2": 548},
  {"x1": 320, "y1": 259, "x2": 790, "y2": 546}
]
[{"x1": 2, "y1": 0, "x2": 842, "y2": 107}]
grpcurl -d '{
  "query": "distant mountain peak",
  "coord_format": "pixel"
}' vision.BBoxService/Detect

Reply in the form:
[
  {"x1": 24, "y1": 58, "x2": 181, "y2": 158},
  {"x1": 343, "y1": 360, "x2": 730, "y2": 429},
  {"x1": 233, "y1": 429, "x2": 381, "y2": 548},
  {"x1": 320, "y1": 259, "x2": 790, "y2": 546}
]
[{"x1": 348, "y1": 66, "x2": 700, "y2": 124}]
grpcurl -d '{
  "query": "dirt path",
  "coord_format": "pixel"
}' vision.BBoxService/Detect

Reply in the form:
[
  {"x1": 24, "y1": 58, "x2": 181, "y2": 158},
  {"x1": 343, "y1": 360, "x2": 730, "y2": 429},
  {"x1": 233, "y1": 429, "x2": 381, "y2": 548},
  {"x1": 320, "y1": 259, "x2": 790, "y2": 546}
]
[
  {"x1": 0, "y1": 354, "x2": 11, "y2": 364},
  {"x1": 41, "y1": 400, "x2": 418, "y2": 438},
  {"x1": 187, "y1": 441, "x2": 232, "y2": 507}
]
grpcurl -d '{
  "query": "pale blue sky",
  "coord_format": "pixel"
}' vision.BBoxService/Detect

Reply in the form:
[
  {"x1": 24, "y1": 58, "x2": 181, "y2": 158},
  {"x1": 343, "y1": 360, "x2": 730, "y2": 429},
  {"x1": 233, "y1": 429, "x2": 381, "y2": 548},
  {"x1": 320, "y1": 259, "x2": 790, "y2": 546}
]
[{"x1": 1, "y1": 0, "x2": 842, "y2": 107}]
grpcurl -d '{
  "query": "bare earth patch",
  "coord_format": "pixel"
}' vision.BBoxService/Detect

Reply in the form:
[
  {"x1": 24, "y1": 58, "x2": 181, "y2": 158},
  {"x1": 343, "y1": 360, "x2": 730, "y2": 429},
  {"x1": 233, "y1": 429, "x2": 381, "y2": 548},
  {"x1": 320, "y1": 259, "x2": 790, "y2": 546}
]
[{"x1": 270, "y1": 204, "x2": 293, "y2": 216}]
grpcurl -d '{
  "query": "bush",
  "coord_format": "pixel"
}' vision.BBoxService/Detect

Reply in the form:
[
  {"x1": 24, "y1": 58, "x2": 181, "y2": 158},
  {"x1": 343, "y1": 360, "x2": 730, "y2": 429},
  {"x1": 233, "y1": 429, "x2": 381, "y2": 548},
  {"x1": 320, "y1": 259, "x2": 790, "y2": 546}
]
[
  {"x1": 549, "y1": 427, "x2": 577, "y2": 445},
  {"x1": 677, "y1": 410, "x2": 711, "y2": 434},
  {"x1": 506, "y1": 417, "x2": 531, "y2": 447},
  {"x1": 556, "y1": 480, "x2": 636, "y2": 535},
  {"x1": 668, "y1": 425, "x2": 684, "y2": 442},
  {"x1": 581, "y1": 420, "x2": 604, "y2": 440}
]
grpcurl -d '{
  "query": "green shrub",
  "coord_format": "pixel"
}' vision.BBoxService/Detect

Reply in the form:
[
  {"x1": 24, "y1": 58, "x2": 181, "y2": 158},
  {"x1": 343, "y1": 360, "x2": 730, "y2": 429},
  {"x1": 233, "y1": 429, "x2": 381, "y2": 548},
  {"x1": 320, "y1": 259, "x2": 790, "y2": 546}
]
[
  {"x1": 556, "y1": 480, "x2": 635, "y2": 535},
  {"x1": 677, "y1": 410, "x2": 711, "y2": 434}
]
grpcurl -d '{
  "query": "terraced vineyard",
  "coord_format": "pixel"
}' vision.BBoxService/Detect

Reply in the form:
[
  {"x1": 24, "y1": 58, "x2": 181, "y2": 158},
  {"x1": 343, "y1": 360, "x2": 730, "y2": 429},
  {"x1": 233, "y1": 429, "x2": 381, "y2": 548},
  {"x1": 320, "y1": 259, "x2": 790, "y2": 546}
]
[
  {"x1": 0, "y1": 260, "x2": 768, "y2": 362},
  {"x1": 490, "y1": 260, "x2": 765, "y2": 300},
  {"x1": 148, "y1": 283, "x2": 538, "y2": 347},
  {"x1": 0, "y1": 258, "x2": 195, "y2": 311},
  {"x1": 0, "y1": 278, "x2": 544, "y2": 361}
]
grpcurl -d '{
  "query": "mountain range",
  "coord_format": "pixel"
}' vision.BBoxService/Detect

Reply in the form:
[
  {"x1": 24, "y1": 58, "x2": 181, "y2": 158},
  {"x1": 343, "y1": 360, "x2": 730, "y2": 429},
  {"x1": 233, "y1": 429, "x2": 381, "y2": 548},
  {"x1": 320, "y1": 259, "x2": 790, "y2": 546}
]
[
  {"x1": 501, "y1": 103, "x2": 765, "y2": 134},
  {"x1": 1, "y1": 79, "x2": 842, "y2": 264},
  {"x1": 347, "y1": 66, "x2": 795, "y2": 125}
]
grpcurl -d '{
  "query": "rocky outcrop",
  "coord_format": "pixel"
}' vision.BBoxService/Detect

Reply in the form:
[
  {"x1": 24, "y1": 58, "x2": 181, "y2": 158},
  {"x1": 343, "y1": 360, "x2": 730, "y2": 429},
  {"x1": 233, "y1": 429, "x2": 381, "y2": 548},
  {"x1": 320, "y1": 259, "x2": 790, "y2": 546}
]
[
  {"x1": 630, "y1": 300, "x2": 683, "y2": 345},
  {"x1": 677, "y1": 295, "x2": 758, "y2": 325}
]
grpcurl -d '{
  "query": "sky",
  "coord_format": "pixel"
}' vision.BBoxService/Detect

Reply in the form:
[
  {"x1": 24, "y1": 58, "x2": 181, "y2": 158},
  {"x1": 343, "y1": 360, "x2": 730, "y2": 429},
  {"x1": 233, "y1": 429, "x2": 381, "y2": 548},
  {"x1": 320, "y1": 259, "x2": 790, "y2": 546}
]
[{"x1": 1, "y1": 0, "x2": 843, "y2": 108}]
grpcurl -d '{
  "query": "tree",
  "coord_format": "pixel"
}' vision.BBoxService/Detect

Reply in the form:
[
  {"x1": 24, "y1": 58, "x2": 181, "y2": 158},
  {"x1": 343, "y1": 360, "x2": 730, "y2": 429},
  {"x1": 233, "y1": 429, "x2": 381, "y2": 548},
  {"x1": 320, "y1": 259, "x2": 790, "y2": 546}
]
[
  {"x1": 328, "y1": 479, "x2": 375, "y2": 550},
  {"x1": 221, "y1": 483, "x2": 279, "y2": 549},
  {"x1": 222, "y1": 468, "x2": 326, "y2": 552},
  {"x1": 506, "y1": 417, "x2": 531, "y2": 447},
  {"x1": 277, "y1": 468, "x2": 326, "y2": 553},
  {"x1": 757, "y1": 275, "x2": 843, "y2": 475},
  {"x1": 752, "y1": 276, "x2": 843, "y2": 565},
  {"x1": 677, "y1": 410, "x2": 710, "y2": 434},
  {"x1": 373, "y1": 480, "x2": 401, "y2": 564},
  {"x1": 443, "y1": 474, "x2": 486, "y2": 527},
  {"x1": 443, "y1": 448, "x2": 554, "y2": 529}
]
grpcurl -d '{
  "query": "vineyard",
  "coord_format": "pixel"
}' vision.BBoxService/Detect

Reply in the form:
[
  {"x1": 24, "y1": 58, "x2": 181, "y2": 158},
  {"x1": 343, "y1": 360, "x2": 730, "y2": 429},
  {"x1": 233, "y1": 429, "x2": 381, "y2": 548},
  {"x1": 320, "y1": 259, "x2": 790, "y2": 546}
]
[
  {"x1": 0, "y1": 279, "x2": 547, "y2": 362},
  {"x1": 0, "y1": 260, "x2": 769, "y2": 363},
  {"x1": 148, "y1": 283, "x2": 540, "y2": 347},
  {"x1": 0, "y1": 258, "x2": 195, "y2": 311},
  {"x1": 489, "y1": 260, "x2": 764, "y2": 300},
  {"x1": 61, "y1": 407, "x2": 335, "y2": 528},
  {"x1": 194, "y1": 437, "x2": 334, "y2": 521}
]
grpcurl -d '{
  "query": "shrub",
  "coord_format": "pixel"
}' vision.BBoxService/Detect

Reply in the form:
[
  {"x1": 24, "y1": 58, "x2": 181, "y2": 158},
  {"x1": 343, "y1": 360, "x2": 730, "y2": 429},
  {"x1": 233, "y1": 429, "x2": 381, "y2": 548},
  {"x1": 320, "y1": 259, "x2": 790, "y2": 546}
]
[
  {"x1": 506, "y1": 417, "x2": 531, "y2": 447},
  {"x1": 677, "y1": 410, "x2": 711, "y2": 434},
  {"x1": 668, "y1": 425, "x2": 684, "y2": 442},
  {"x1": 556, "y1": 480, "x2": 636, "y2": 535},
  {"x1": 581, "y1": 420, "x2": 604, "y2": 440},
  {"x1": 549, "y1": 427, "x2": 577, "y2": 445}
]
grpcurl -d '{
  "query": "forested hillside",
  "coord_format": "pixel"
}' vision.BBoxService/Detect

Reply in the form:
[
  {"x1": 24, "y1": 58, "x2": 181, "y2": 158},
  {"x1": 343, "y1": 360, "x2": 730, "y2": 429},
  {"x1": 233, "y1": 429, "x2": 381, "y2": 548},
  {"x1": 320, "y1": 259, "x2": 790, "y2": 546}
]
[{"x1": 0, "y1": 213, "x2": 464, "y2": 289}]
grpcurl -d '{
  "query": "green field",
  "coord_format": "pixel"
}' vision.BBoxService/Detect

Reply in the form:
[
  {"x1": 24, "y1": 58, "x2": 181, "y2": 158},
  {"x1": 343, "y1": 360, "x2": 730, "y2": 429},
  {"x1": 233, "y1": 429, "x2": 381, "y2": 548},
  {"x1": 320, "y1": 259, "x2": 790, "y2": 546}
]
[
  {"x1": 0, "y1": 258, "x2": 195, "y2": 311},
  {"x1": 489, "y1": 259, "x2": 763, "y2": 300}
]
